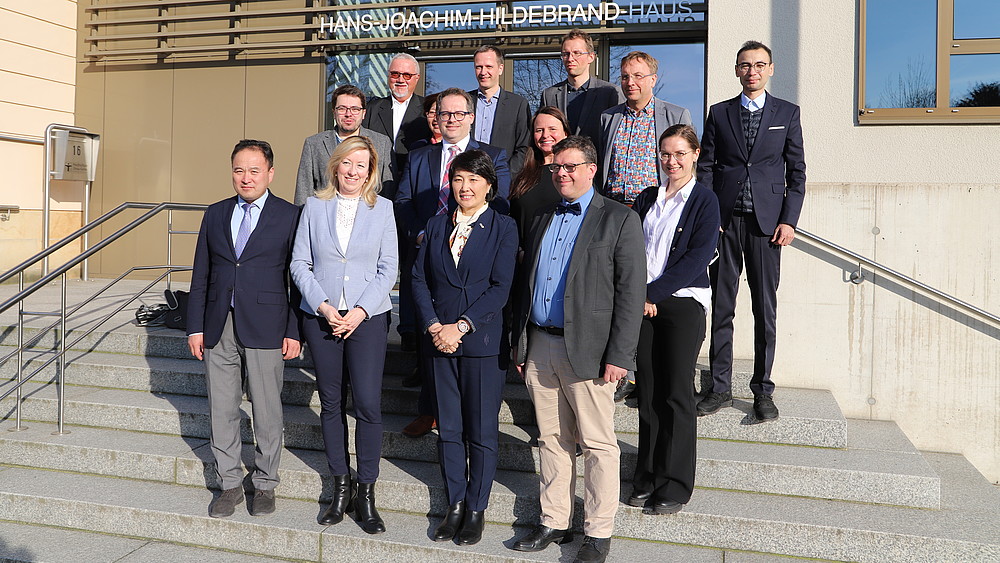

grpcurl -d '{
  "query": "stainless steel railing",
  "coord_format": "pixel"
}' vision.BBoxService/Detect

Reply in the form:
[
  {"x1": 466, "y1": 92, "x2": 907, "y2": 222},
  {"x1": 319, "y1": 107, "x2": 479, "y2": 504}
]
[
  {"x1": 795, "y1": 228, "x2": 1000, "y2": 328},
  {"x1": 1, "y1": 202, "x2": 207, "y2": 433}
]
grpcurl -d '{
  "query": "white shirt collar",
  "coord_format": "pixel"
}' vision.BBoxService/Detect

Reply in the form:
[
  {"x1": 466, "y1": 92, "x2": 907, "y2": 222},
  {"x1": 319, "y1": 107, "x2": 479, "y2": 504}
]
[
  {"x1": 392, "y1": 96, "x2": 410, "y2": 110},
  {"x1": 443, "y1": 136, "x2": 471, "y2": 154},
  {"x1": 741, "y1": 91, "x2": 767, "y2": 112},
  {"x1": 656, "y1": 176, "x2": 696, "y2": 206}
]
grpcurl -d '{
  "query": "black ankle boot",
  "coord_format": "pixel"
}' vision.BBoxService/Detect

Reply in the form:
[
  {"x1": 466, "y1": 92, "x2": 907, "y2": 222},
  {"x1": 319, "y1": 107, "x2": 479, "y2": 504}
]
[
  {"x1": 455, "y1": 509, "x2": 485, "y2": 545},
  {"x1": 318, "y1": 474, "x2": 354, "y2": 525},
  {"x1": 353, "y1": 482, "x2": 386, "y2": 534},
  {"x1": 432, "y1": 500, "x2": 465, "y2": 542}
]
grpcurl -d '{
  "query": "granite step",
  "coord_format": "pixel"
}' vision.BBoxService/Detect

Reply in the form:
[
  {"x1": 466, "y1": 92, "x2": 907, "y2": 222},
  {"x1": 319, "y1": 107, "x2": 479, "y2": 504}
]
[
  {"x1": 0, "y1": 413, "x2": 936, "y2": 509},
  {"x1": 0, "y1": 467, "x2": 728, "y2": 563},
  {"x1": 0, "y1": 454, "x2": 996, "y2": 563}
]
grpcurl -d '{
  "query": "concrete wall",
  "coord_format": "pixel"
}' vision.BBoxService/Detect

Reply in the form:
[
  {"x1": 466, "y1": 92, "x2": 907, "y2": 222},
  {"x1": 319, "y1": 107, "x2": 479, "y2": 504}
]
[
  {"x1": 706, "y1": 1, "x2": 1000, "y2": 482},
  {"x1": 0, "y1": 1, "x2": 82, "y2": 276}
]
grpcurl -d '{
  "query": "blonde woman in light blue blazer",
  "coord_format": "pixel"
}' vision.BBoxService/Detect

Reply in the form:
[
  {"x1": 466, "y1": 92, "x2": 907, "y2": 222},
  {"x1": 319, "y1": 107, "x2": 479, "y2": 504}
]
[{"x1": 290, "y1": 135, "x2": 398, "y2": 534}]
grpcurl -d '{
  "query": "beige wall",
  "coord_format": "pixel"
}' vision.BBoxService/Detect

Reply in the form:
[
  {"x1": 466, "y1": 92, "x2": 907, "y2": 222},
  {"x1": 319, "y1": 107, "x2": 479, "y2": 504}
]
[
  {"x1": 0, "y1": 1, "x2": 82, "y2": 275},
  {"x1": 707, "y1": 1, "x2": 1000, "y2": 481}
]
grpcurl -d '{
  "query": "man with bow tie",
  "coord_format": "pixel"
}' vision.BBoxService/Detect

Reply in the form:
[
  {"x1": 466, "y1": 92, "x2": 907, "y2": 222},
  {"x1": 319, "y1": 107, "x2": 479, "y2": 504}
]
[{"x1": 511, "y1": 135, "x2": 645, "y2": 563}]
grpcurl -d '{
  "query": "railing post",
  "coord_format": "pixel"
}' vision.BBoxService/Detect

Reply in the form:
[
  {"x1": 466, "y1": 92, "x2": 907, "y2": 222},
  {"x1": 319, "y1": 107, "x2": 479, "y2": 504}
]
[
  {"x1": 54, "y1": 272, "x2": 70, "y2": 435},
  {"x1": 10, "y1": 271, "x2": 27, "y2": 432},
  {"x1": 166, "y1": 209, "x2": 173, "y2": 292}
]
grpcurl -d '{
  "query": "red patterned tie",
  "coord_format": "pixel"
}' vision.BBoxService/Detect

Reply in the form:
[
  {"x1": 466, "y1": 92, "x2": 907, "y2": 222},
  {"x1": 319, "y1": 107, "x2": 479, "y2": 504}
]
[{"x1": 437, "y1": 145, "x2": 461, "y2": 216}]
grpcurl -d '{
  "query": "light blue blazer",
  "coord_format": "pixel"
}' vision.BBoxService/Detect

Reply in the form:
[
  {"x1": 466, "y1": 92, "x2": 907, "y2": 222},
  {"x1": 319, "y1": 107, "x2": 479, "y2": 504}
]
[{"x1": 290, "y1": 194, "x2": 398, "y2": 317}]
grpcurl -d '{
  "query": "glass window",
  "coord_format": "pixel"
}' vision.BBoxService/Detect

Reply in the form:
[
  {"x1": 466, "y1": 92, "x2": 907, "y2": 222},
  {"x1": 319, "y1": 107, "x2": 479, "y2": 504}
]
[
  {"x1": 423, "y1": 61, "x2": 479, "y2": 95},
  {"x1": 954, "y1": 0, "x2": 1000, "y2": 39},
  {"x1": 609, "y1": 43, "x2": 706, "y2": 133},
  {"x1": 863, "y1": 0, "x2": 937, "y2": 108},
  {"x1": 950, "y1": 54, "x2": 1000, "y2": 106},
  {"x1": 512, "y1": 58, "x2": 566, "y2": 112}
]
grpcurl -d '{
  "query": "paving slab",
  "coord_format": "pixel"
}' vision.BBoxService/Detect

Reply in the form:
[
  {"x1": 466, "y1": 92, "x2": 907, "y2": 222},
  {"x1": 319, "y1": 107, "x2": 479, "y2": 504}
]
[{"x1": 0, "y1": 521, "x2": 145, "y2": 563}]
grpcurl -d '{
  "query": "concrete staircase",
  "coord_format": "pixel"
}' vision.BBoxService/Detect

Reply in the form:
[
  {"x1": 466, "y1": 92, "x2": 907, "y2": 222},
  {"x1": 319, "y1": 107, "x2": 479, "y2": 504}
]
[{"x1": 1, "y1": 280, "x2": 999, "y2": 562}]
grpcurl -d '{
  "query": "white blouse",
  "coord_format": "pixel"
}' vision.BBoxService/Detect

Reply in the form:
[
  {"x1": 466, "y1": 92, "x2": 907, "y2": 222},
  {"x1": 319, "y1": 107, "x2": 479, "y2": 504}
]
[{"x1": 335, "y1": 193, "x2": 360, "y2": 309}]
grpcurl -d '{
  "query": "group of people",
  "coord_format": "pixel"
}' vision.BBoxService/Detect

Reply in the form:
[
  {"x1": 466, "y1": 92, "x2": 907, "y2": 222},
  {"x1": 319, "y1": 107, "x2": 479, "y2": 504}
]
[{"x1": 186, "y1": 28, "x2": 805, "y2": 563}]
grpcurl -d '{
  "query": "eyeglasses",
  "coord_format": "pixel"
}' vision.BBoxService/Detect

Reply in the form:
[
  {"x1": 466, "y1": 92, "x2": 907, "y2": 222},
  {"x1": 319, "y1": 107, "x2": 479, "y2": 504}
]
[
  {"x1": 658, "y1": 150, "x2": 692, "y2": 161},
  {"x1": 425, "y1": 111, "x2": 437, "y2": 117},
  {"x1": 389, "y1": 70, "x2": 417, "y2": 81},
  {"x1": 437, "y1": 111, "x2": 471, "y2": 121},
  {"x1": 547, "y1": 162, "x2": 593, "y2": 173},
  {"x1": 620, "y1": 72, "x2": 656, "y2": 84},
  {"x1": 335, "y1": 105, "x2": 364, "y2": 115},
  {"x1": 560, "y1": 50, "x2": 593, "y2": 60},
  {"x1": 736, "y1": 61, "x2": 770, "y2": 74}
]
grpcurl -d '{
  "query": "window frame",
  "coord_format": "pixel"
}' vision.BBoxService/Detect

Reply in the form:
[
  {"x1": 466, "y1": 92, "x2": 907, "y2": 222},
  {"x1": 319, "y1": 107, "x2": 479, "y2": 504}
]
[{"x1": 859, "y1": 0, "x2": 1000, "y2": 124}]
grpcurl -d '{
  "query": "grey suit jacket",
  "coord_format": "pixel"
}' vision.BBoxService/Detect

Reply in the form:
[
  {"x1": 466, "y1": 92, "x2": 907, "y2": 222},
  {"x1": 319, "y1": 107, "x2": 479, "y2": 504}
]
[
  {"x1": 540, "y1": 77, "x2": 623, "y2": 144},
  {"x1": 294, "y1": 127, "x2": 396, "y2": 206},
  {"x1": 598, "y1": 98, "x2": 692, "y2": 192},
  {"x1": 513, "y1": 193, "x2": 646, "y2": 378},
  {"x1": 289, "y1": 194, "x2": 398, "y2": 317}
]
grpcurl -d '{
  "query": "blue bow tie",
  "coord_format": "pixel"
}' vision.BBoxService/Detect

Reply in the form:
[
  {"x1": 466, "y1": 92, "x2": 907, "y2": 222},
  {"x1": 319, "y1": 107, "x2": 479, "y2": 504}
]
[{"x1": 555, "y1": 202, "x2": 581, "y2": 216}]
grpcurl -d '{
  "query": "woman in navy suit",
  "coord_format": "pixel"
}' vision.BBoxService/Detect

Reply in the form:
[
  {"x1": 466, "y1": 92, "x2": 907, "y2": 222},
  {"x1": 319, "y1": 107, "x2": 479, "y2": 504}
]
[
  {"x1": 290, "y1": 136, "x2": 398, "y2": 533},
  {"x1": 411, "y1": 150, "x2": 518, "y2": 546},
  {"x1": 628, "y1": 124, "x2": 721, "y2": 515}
]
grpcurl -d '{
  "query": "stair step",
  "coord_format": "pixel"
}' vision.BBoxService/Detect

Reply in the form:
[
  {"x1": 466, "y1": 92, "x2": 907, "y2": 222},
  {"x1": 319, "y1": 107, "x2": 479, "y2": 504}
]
[
  {"x1": 0, "y1": 416, "x2": 938, "y2": 509},
  {"x1": 0, "y1": 468, "x2": 721, "y2": 563}
]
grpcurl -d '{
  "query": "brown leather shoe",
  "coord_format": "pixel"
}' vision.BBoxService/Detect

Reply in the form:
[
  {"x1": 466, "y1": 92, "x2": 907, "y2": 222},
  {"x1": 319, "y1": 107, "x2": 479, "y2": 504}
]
[
  {"x1": 401, "y1": 415, "x2": 436, "y2": 438},
  {"x1": 209, "y1": 486, "x2": 244, "y2": 518}
]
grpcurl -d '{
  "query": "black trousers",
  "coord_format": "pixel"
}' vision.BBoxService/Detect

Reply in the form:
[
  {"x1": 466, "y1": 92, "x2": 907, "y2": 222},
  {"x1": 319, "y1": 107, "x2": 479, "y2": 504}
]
[
  {"x1": 302, "y1": 311, "x2": 387, "y2": 484},
  {"x1": 709, "y1": 212, "x2": 781, "y2": 396},
  {"x1": 634, "y1": 296, "x2": 705, "y2": 504}
]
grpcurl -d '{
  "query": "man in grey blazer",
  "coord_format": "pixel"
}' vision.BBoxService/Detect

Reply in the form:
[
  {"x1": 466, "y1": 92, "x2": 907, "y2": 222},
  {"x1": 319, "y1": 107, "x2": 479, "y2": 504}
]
[
  {"x1": 540, "y1": 29, "x2": 623, "y2": 145},
  {"x1": 599, "y1": 51, "x2": 691, "y2": 204},
  {"x1": 511, "y1": 136, "x2": 645, "y2": 563},
  {"x1": 295, "y1": 84, "x2": 396, "y2": 205}
]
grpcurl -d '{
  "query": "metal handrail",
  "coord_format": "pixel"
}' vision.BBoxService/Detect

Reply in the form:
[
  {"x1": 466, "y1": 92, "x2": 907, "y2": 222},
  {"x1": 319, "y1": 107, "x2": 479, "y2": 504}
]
[
  {"x1": 2, "y1": 201, "x2": 206, "y2": 433},
  {"x1": 796, "y1": 228, "x2": 1000, "y2": 327}
]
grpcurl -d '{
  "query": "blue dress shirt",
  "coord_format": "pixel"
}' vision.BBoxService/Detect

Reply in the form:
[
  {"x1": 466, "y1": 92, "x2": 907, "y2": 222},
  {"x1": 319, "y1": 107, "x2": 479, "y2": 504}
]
[
  {"x1": 475, "y1": 88, "x2": 500, "y2": 144},
  {"x1": 230, "y1": 189, "x2": 268, "y2": 249},
  {"x1": 530, "y1": 187, "x2": 596, "y2": 328}
]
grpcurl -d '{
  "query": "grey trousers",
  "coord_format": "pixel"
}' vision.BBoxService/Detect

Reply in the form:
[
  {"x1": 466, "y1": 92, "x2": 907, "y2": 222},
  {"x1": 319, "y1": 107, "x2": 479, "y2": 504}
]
[{"x1": 204, "y1": 311, "x2": 284, "y2": 491}]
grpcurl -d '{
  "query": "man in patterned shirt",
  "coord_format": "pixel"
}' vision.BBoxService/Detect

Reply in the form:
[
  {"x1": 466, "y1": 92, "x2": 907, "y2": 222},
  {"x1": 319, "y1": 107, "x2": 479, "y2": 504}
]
[{"x1": 599, "y1": 51, "x2": 692, "y2": 204}]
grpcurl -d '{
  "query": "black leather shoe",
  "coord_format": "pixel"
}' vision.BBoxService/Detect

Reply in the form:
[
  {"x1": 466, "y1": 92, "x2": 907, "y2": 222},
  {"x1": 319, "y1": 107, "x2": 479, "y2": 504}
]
[
  {"x1": 455, "y1": 509, "x2": 484, "y2": 545},
  {"x1": 753, "y1": 394, "x2": 779, "y2": 421},
  {"x1": 626, "y1": 488, "x2": 652, "y2": 507},
  {"x1": 209, "y1": 486, "x2": 244, "y2": 518},
  {"x1": 642, "y1": 499, "x2": 683, "y2": 515},
  {"x1": 432, "y1": 500, "x2": 465, "y2": 542},
  {"x1": 613, "y1": 379, "x2": 635, "y2": 402},
  {"x1": 250, "y1": 488, "x2": 276, "y2": 516},
  {"x1": 319, "y1": 474, "x2": 354, "y2": 525},
  {"x1": 352, "y1": 482, "x2": 386, "y2": 534},
  {"x1": 512, "y1": 525, "x2": 573, "y2": 552},
  {"x1": 697, "y1": 391, "x2": 733, "y2": 416},
  {"x1": 574, "y1": 536, "x2": 611, "y2": 563}
]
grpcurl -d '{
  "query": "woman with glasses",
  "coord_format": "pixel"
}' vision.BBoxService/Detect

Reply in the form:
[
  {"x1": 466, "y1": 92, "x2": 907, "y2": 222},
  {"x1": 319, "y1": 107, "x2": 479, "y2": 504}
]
[
  {"x1": 627, "y1": 124, "x2": 720, "y2": 515},
  {"x1": 409, "y1": 93, "x2": 443, "y2": 150},
  {"x1": 290, "y1": 136, "x2": 398, "y2": 533},
  {"x1": 509, "y1": 106, "x2": 571, "y2": 244},
  {"x1": 411, "y1": 150, "x2": 518, "y2": 546}
]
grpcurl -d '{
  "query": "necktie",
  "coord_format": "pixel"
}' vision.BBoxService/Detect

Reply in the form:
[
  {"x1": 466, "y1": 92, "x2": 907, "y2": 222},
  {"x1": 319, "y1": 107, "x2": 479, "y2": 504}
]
[
  {"x1": 234, "y1": 202, "x2": 255, "y2": 258},
  {"x1": 437, "y1": 146, "x2": 461, "y2": 216},
  {"x1": 555, "y1": 201, "x2": 581, "y2": 216}
]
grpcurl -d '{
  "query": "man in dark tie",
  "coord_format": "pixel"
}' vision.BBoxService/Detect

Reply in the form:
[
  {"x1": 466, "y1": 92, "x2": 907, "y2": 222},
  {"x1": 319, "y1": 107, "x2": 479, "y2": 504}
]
[
  {"x1": 511, "y1": 136, "x2": 645, "y2": 563},
  {"x1": 395, "y1": 88, "x2": 510, "y2": 438},
  {"x1": 294, "y1": 84, "x2": 396, "y2": 204},
  {"x1": 696, "y1": 40, "x2": 807, "y2": 421},
  {"x1": 187, "y1": 139, "x2": 302, "y2": 517},
  {"x1": 540, "y1": 28, "x2": 623, "y2": 146},
  {"x1": 468, "y1": 45, "x2": 532, "y2": 174}
]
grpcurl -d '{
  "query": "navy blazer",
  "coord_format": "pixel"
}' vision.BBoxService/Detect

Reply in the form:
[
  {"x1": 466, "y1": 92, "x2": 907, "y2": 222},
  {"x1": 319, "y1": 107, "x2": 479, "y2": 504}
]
[
  {"x1": 468, "y1": 88, "x2": 532, "y2": 174},
  {"x1": 187, "y1": 192, "x2": 302, "y2": 349},
  {"x1": 632, "y1": 182, "x2": 721, "y2": 304},
  {"x1": 411, "y1": 207, "x2": 518, "y2": 358},
  {"x1": 395, "y1": 140, "x2": 511, "y2": 240},
  {"x1": 697, "y1": 93, "x2": 806, "y2": 234}
]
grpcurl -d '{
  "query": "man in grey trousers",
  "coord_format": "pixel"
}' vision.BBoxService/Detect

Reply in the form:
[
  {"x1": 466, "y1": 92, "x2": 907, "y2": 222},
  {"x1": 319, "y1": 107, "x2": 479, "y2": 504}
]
[{"x1": 187, "y1": 139, "x2": 302, "y2": 517}]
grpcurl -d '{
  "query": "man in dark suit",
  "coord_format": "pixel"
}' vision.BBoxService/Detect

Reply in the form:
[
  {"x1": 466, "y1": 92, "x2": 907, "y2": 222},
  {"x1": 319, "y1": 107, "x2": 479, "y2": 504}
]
[
  {"x1": 511, "y1": 136, "x2": 645, "y2": 563},
  {"x1": 395, "y1": 87, "x2": 511, "y2": 439},
  {"x1": 362, "y1": 53, "x2": 431, "y2": 174},
  {"x1": 187, "y1": 139, "x2": 302, "y2": 518},
  {"x1": 540, "y1": 29, "x2": 623, "y2": 145},
  {"x1": 295, "y1": 84, "x2": 395, "y2": 204},
  {"x1": 468, "y1": 45, "x2": 532, "y2": 175},
  {"x1": 696, "y1": 41, "x2": 807, "y2": 421}
]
